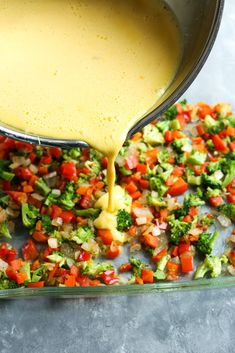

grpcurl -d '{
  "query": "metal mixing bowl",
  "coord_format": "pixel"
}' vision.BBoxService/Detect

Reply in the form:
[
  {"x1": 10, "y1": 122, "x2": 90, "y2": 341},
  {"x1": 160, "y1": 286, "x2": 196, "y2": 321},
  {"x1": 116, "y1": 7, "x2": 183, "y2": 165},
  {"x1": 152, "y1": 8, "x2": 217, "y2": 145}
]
[{"x1": 0, "y1": 0, "x2": 224, "y2": 148}]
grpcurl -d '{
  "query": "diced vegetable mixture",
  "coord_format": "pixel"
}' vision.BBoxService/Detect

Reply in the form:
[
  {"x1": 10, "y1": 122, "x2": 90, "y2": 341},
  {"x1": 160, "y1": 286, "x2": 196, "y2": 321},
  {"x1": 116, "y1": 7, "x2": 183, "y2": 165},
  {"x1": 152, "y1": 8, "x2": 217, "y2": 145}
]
[{"x1": 0, "y1": 100, "x2": 235, "y2": 289}]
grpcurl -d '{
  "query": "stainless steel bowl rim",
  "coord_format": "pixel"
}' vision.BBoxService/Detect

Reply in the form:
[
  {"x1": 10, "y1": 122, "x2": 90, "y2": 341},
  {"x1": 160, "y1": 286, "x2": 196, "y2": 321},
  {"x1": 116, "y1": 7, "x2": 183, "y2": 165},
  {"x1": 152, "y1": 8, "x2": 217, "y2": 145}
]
[{"x1": 0, "y1": 0, "x2": 224, "y2": 149}]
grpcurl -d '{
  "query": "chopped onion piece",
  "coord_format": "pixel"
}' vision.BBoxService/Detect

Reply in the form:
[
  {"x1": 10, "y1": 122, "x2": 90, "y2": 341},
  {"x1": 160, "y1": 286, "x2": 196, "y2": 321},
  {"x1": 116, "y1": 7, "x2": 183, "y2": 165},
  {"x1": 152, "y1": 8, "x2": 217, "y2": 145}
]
[
  {"x1": 48, "y1": 237, "x2": 58, "y2": 249},
  {"x1": 52, "y1": 217, "x2": 63, "y2": 227},
  {"x1": 43, "y1": 171, "x2": 57, "y2": 180},
  {"x1": 217, "y1": 214, "x2": 231, "y2": 228},
  {"x1": 51, "y1": 189, "x2": 61, "y2": 196},
  {"x1": 227, "y1": 264, "x2": 235, "y2": 276},
  {"x1": 0, "y1": 259, "x2": 8, "y2": 271},
  {"x1": 182, "y1": 144, "x2": 192, "y2": 153},
  {"x1": 0, "y1": 209, "x2": 7, "y2": 223},
  {"x1": 31, "y1": 193, "x2": 45, "y2": 201},
  {"x1": 29, "y1": 164, "x2": 38, "y2": 174},
  {"x1": 6, "y1": 207, "x2": 19, "y2": 218},
  {"x1": 214, "y1": 170, "x2": 224, "y2": 180},
  {"x1": 136, "y1": 217, "x2": 147, "y2": 225},
  {"x1": 189, "y1": 228, "x2": 203, "y2": 236},
  {"x1": 159, "y1": 222, "x2": 167, "y2": 230},
  {"x1": 133, "y1": 207, "x2": 153, "y2": 219},
  {"x1": 152, "y1": 227, "x2": 161, "y2": 236}
]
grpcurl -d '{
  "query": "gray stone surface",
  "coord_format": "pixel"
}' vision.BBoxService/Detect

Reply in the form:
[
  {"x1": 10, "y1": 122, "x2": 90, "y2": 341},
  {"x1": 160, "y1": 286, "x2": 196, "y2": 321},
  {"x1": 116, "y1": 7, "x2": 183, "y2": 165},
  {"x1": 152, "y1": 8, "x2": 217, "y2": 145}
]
[{"x1": 1, "y1": 1, "x2": 235, "y2": 353}]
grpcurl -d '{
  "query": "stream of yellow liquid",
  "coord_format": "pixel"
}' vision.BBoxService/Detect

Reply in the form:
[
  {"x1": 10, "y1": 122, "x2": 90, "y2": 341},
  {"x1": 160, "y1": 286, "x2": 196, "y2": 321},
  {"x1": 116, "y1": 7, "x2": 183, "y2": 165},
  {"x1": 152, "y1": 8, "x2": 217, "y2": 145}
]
[{"x1": 0, "y1": 0, "x2": 181, "y2": 233}]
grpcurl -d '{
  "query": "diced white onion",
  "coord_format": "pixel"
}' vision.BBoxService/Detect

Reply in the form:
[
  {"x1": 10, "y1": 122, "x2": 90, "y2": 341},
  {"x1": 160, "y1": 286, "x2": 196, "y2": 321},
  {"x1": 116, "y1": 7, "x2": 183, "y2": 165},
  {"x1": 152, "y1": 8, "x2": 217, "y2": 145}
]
[
  {"x1": 52, "y1": 217, "x2": 63, "y2": 227},
  {"x1": 6, "y1": 207, "x2": 19, "y2": 218},
  {"x1": 227, "y1": 264, "x2": 235, "y2": 276},
  {"x1": 51, "y1": 189, "x2": 61, "y2": 196},
  {"x1": 152, "y1": 226, "x2": 161, "y2": 236},
  {"x1": 189, "y1": 228, "x2": 203, "y2": 236},
  {"x1": 74, "y1": 251, "x2": 81, "y2": 260},
  {"x1": 0, "y1": 258, "x2": 8, "y2": 271},
  {"x1": 136, "y1": 217, "x2": 147, "y2": 225},
  {"x1": 29, "y1": 164, "x2": 38, "y2": 174},
  {"x1": 159, "y1": 222, "x2": 167, "y2": 230},
  {"x1": 227, "y1": 234, "x2": 235, "y2": 244},
  {"x1": 133, "y1": 207, "x2": 153, "y2": 219},
  {"x1": 167, "y1": 197, "x2": 177, "y2": 211},
  {"x1": 214, "y1": 170, "x2": 224, "y2": 180},
  {"x1": 43, "y1": 171, "x2": 57, "y2": 180},
  {"x1": 31, "y1": 193, "x2": 45, "y2": 201},
  {"x1": 0, "y1": 209, "x2": 7, "y2": 223},
  {"x1": 217, "y1": 214, "x2": 231, "y2": 228},
  {"x1": 182, "y1": 144, "x2": 192, "y2": 153},
  {"x1": 48, "y1": 237, "x2": 58, "y2": 249}
]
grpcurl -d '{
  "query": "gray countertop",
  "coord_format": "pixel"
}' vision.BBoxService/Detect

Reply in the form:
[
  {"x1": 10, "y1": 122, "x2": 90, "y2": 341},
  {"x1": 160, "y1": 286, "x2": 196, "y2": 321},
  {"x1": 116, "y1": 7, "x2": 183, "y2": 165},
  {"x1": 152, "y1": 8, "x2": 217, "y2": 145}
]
[{"x1": 1, "y1": 2, "x2": 235, "y2": 353}]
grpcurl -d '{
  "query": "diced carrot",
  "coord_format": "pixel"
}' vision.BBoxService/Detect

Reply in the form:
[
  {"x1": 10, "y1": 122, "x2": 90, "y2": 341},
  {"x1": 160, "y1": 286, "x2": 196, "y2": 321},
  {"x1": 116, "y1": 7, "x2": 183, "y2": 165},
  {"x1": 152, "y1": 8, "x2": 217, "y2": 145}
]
[
  {"x1": 126, "y1": 181, "x2": 138, "y2": 194},
  {"x1": 180, "y1": 254, "x2": 194, "y2": 273},
  {"x1": 64, "y1": 275, "x2": 76, "y2": 287},
  {"x1": 131, "y1": 132, "x2": 142, "y2": 142},
  {"x1": 97, "y1": 229, "x2": 113, "y2": 245},
  {"x1": 131, "y1": 191, "x2": 141, "y2": 200},
  {"x1": 141, "y1": 234, "x2": 159, "y2": 248},
  {"x1": 135, "y1": 276, "x2": 144, "y2": 285},
  {"x1": 76, "y1": 185, "x2": 91, "y2": 196},
  {"x1": 141, "y1": 269, "x2": 154, "y2": 283},
  {"x1": 152, "y1": 249, "x2": 167, "y2": 262}
]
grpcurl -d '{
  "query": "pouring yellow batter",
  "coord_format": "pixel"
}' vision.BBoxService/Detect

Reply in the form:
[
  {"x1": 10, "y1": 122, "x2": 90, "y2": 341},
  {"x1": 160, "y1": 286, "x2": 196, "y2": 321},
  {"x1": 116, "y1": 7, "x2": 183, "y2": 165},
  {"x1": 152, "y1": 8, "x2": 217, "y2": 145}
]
[{"x1": 0, "y1": 0, "x2": 181, "y2": 233}]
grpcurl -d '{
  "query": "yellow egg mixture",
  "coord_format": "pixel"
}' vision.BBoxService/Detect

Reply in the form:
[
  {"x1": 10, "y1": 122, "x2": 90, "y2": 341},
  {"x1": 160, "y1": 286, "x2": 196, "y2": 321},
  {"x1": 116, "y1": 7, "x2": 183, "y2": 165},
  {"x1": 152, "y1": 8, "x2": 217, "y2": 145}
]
[{"x1": 0, "y1": 0, "x2": 181, "y2": 238}]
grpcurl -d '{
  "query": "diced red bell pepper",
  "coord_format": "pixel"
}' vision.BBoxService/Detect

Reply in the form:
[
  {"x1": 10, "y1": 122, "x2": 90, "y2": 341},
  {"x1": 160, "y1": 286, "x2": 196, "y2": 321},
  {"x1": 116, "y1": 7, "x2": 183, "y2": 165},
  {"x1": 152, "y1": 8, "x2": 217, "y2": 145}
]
[
  {"x1": 78, "y1": 251, "x2": 91, "y2": 262},
  {"x1": 51, "y1": 205, "x2": 62, "y2": 219},
  {"x1": 168, "y1": 178, "x2": 188, "y2": 196},
  {"x1": 152, "y1": 249, "x2": 167, "y2": 262},
  {"x1": 208, "y1": 196, "x2": 223, "y2": 208},
  {"x1": 61, "y1": 162, "x2": 77, "y2": 181},
  {"x1": 212, "y1": 134, "x2": 229, "y2": 152},
  {"x1": 22, "y1": 239, "x2": 39, "y2": 261},
  {"x1": 125, "y1": 181, "x2": 138, "y2": 194},
  {"x1": 32, "y1": 231, "x2": 48, "y2": 243},
  {"x1": 49, "y1": 147, "x2": 62, "y2": 159},
  {"x1": 15, "y1": 167, "x2": 33, "y2": 181},
  {"x1": 176, "y1": 114, "x2": 186, "y2": 129},
  {"x1": 60, "y1": 211, "x2": 75, "y2": 224},
  {"x1": 119, "y1": 263, "x2": 132, "y2": 273},
  {"x1": 136, "y1": 163, "x2": 147, "y2": 174},
  {"x1": 97, "y1": 229, "x2": 113, "y2": 245},
  {"x1": 164, "y1": 130, "x2": 173, "y2": 143},
  {"x1": 227, "y1": 194, "x2": 235, "y2": 204},
  {"x1": 141, "y1": 269, "x2": 154, "y2": 283},
  {"x1": 230, "y1": 141, "x2": 235, "y2": 151},
  {"x1": 141, "y1": 234, "x2": 159, "y2": 248},
  {"x1": 139, "y1": 179, "x2": 149, "y2": 189},
  {"x1": 27, "y1": 281, "x2": 45, "y2": 288},
  {"x1": 125, "y1": 155, "x2": 138, "y2": 170},
  {"x1": 7, "y1": 191, "x2": 27, "y2": 204},
  {"x1": 180, "y1": 254, "x2": 194, "y2": 273},
  {"x1": 107, "y1": 243, "x2": 120, "y2": 259},
  {"x1": 99, "y1": 270, "x2": 119, "y2": 285},
  {"x1": 64, "y1": 275, "x2": 76, "y2": 287},
  {"x1": 178, "y1": 243, "x2": 191, "y2": 254},
  {"x1": 40, "y1": 155, "x2": 52, "y2": 165}
]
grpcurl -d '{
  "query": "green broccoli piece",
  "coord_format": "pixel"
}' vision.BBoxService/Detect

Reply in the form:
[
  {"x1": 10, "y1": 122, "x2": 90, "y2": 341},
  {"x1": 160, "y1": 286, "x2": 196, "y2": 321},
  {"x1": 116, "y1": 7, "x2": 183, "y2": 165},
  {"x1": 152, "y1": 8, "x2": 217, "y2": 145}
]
[
  {"x1": 31, "y1": 266, "x2": 47, "y2": 283},
  {"x1": 171, "y1": 138, "x2": 190, "y2": 153},
  {"x1": 70, "y1": 225, "x2": 95, "y2": 244},
  {"x1": 207, "y1": 160, "x2": 225, "y2": 174},
  {"x1": 187, "y1": 151, "x2": 207, "y2": 165},
  {"x1": 147, "y1": 194, "x2": 167, "y2": 208},
  {"x1": 204, "y1": 115, "x2": 225, "y2": 134},
  {"x1": 149, "y1": 176, "x2": 168, "y2": 196},
  {"x1": 129, "y1": 257, "x2": 146, "y2": 277},
  {"x1": 218, "y1": 203, "x2": 235, "y2": 222},
  {"x1": 179, "y1": 99, "x2": 188, "y2": 108},
  {"x1": 171, "y1": 119, "x2": 181, "y2": 131},
  {"x1": 205, "y1": 187, "x2": 221, "y2": 199},
  {"x1": 85, "y1": 159, "x2": 101, "y2": 175},
  {"x1": 197, "y1": 231, "x2": 218, "y2": 255},
  {"x1": 154, "y1": 254, "x2": 171, "y2": 280},
  {"x1": 184, "y1": 193, "x2": 205, "y2": 208},
  {"x1": 41, "y1": 214, "x2": 54, "y2": 234},
  {"x1": 21, "y1": 203, "x2": 39, "y2": 228},
  {"x1": 200, "y1": 214, "x2": 214, "y2": 227},
  {"x1": 164, "y1": 105, "x2": 177, "y2": 120},
  {"x1": 81, "y1": 261, "x2": 113, "y2": 276},
  {"x1": 44, "y1": 192, "x2": 60, "y2": 206},
  {"x1": 194, "y1": 254, "x2": 227, "y2": 279},
  {"x1": 0, "y1": 221, "x2": 11, "y2": 239},
  {"x1": 143, "y1": 125, "x2": 164, "y2": 145},
  {"x1": 157, "y1": 149, "x2": 170, "y2": 163},
  {"x1": 156, "y1": 120, "x2": 171, "y2": 133},
  {"x1": 62, "y1": 147, "x2": 81, "y2": 161},
  {"x1": 58, "y1": 182, "x2": 76, "y2": 210},
  {"x1": 119, "y1": 166, "x2": 132, "y2": 176},
  {"x1": 0, "y1": 273, "x2": 19, "y2": 289},
  {"x1": 116, "y1": 210, "x2": 132, "y2": 232},
  {"x1": 222, "y1": 160, "x2": 235, "y2": 187},
  {"x1": 76, "y1": 208, "x2": 101, "y2": 219},
  {"x1": 0, "y1": 161, "x2": 15, "y2": 181},
  {"x1": 35, "y1": 178, "x2": 51, "y2": 196},
  {"x1": 168, "y1": 216, "x2": 191, "y2": 244},
  {"x1": 201, "y1": 173, "x2": 222, "y2": 189},
  {"x1": 226, "y1": 115, "x2": 235, "y2": 127}
]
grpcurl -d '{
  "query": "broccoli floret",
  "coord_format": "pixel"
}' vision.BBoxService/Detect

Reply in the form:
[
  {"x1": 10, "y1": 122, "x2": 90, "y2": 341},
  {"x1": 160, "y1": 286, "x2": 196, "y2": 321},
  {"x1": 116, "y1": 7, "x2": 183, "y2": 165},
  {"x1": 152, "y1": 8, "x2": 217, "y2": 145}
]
[
  {"x1": 62, "y1": 147, "x2": 81, "y2": 161},
  {"x1": 0, "y1": 273, "x2": 19, "y2": 289},
  {"x1": 143, "y1": 125, "x2": 164, "y2": 145},
  {"x1": 218, "y1": 203, "x2": 235, "y2": 222},
  {"x1": 31, "y1": 266, "x2": 47, "y2": 283},
  {"x1": 35, "y1": 178, "x2": 51, "y2": 196},
  {"x1": 119, "y1": 166, "x2": 132, "y2": 176},
  {"x1": 222, "y1": 160, "x2": 235, "y2": 187},
  {"x1": 171, "y1": 138, "x2": 190, "y2": 153},
  {"x1": 157, "y1": 149, "x2": 170, "y2": 163},
  {"x1": 0, "y1": 161, "x2": 15, "y2": 181},
  {"x1": 205, "y1": 187, "x2": 221, "y2": 199},
  {"x1": 200, "y1": 214, "x2": 214, "y2": 227},
  {"x1": 81, "y1": 261, "x2": 113, "y2": 276},
  {"x1": 197, "y1": 231, "x2": 218, "y2": 255},
  {"x1": 149, "y1": 176, "x2": 168, "y2": 196},
  {"x1": 154, "y1": 254, "x2": 171, "y2": 280},
  {"x1": 194, "y1": 254, "x2": 227, "y2": 279},
  {"x1": 58, "y1": 182, "x2": 76, "y2": 210},
  {"x1": 184, "y1": 193, "x2": 205, "y2": 208},
  {"x1": 179, "y1": 99, "x2": 188, "y2": 108},
  {"x1": 0, "y1": 221, "x2": 11, "y2": 239},
  {"x1": 41, "y1": 214, "x2": 54, "y2": 234},
  {"x1": 156, "y1": 120, "x2": 171, "y2": 133},
  {"x1": 207, "y1": 160, "x2": 225, "y2": 174},
  {"x1": 70, "y1": 225, "x2": 95, "y2": 244},
  {"x1": 187, "y1": 151, "x2": 207, "y2": 165},
  {"x1": 21, "y1": 203, "x2": 39, "y2": 228},
  {"x1": 164, "y1": 105, "x2": 177, "y2": 120},
  {"x1": 85, "y1": 159, "x2": 101, "y2": 175},
  {"x1": 129, "y1": 257, "x2": 146, "y2": 277},
  {"x1": 147, "y1": 194, "x2": 167, "y2": 208},
  {"x1": 226, "y1": 115, "x2": 235, "y2": 128},
  {"x1": 204, "y1": 115, "x2": 225, "y2": 134},
  {"x1": 201, "y1": 173, "x2": 222, "y2": 189},
  {"x1": 76, "y1": 208, "x2": 101, "y2": 219},
  {"x1": 116, "y1": 210, "x2": 132, "y2": 232},
  {"x1": 168, "y1": 216, "x2": 191, "y2": 244}
]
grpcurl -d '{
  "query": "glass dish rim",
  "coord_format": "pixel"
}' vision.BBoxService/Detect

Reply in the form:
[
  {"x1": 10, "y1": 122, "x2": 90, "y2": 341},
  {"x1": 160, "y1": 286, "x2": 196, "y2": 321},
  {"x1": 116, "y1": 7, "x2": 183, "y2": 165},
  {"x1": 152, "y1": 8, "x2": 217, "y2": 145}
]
[{"x1": 0, "y1": 277, "x2": 235, "y2": 299}]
